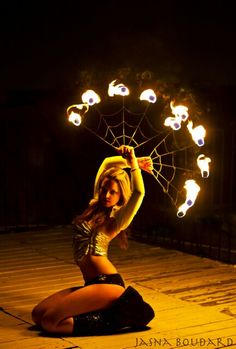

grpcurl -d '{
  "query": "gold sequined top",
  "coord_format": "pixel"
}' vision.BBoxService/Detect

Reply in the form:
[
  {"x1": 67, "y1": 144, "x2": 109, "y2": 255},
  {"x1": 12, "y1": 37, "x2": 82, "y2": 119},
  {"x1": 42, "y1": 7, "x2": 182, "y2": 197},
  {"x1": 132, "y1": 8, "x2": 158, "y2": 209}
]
[{"x1": 73, "y1": 221, "x2": 110, "y2": 263}]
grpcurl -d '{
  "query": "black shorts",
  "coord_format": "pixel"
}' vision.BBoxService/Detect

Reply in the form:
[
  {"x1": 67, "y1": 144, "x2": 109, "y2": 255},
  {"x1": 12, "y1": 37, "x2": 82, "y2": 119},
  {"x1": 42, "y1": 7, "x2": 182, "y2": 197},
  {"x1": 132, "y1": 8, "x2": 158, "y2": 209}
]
[{"x1": 84, "y1": 273, "x2": 125, "y2": 288}]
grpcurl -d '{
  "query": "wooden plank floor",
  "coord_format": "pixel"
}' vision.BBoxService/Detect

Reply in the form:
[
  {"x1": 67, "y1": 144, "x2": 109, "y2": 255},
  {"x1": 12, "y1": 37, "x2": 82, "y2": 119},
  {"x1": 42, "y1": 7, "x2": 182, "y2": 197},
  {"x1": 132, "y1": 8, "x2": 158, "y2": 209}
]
[{"x1": 1, "y1": 226, "x2": 236, "y2": 349}]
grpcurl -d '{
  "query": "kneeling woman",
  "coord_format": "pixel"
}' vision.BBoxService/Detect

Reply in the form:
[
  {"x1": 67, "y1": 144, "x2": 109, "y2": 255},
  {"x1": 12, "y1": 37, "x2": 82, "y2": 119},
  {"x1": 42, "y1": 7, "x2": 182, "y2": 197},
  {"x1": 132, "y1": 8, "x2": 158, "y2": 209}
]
[{"x1": 32, "y1": 145, "x2": 155, "y2": 335}]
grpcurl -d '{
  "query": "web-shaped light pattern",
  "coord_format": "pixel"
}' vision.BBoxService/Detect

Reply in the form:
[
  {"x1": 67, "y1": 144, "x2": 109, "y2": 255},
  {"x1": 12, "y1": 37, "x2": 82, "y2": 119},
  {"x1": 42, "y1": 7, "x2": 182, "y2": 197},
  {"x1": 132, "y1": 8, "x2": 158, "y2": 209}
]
[
  {"x1": 67, "y1": 83, "x2": 210, "y2": 216},
  {"x1": 83, "y1": 100, "x2": 159, "y2": 150}
]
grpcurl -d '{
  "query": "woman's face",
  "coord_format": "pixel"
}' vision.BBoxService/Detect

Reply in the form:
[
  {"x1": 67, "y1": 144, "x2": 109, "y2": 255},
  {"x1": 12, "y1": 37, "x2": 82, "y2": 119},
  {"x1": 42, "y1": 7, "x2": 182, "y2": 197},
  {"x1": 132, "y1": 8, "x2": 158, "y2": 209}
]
[{"x1": 99, "y1": 178, "x2": 121, "y2": 208}]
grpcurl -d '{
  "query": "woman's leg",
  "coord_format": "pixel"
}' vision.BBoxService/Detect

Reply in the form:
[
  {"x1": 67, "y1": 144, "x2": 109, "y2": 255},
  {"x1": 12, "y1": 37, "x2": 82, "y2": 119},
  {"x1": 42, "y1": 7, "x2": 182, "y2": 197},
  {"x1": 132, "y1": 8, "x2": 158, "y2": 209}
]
[
  {"x1": 31, "y1": 286, "x2": 80, "y2": 326},
  {"x1": 72, "y1": 285, "x2": 155, "y2": 336},
  {"x1": 40, "y1": 283, "x2": 125, "y2": 335}
]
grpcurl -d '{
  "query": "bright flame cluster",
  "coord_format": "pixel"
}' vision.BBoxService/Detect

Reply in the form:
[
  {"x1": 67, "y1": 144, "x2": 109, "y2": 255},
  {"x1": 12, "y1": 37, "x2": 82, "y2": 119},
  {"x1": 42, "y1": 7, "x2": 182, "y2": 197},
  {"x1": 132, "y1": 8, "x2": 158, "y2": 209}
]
[
  {"x1": 164, "y1": 102, "x2": 206, "y2": 147},
  {"x1": 67, "y1": 80, "x2": 158, "y2": 127},
  {"x1": 163, "y1": 101, "x2": 211, "y2": 217},
  {"x1": 67, "y1": 80, "x2": 211, "y2": 218},
  {"x1": 164, "y1": 102, "x2": 189, "y2": 130}
]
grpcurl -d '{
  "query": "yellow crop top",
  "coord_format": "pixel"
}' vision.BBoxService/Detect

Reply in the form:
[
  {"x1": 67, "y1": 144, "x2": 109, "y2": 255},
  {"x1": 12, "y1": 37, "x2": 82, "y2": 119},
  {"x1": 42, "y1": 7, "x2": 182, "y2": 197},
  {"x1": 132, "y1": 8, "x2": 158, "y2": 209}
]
[{"x1": 73, "y1": 156, "x2": 144, "y2": 264}]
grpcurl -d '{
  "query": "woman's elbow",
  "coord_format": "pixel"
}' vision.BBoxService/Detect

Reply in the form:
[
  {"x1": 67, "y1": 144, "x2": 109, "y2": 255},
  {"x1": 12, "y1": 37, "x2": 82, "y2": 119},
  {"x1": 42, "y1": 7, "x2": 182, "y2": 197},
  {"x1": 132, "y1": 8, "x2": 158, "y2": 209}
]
[{"x1": 134, "y1": 188, "x2": 145, "y2": 198}]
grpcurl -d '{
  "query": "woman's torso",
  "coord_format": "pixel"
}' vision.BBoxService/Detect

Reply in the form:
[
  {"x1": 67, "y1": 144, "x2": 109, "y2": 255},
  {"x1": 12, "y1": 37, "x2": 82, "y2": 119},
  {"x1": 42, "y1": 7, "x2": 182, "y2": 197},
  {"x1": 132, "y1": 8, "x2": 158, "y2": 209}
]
[
  {"x1": 73, "y1": 219, "x2": 118, "y2": 282},
  {"x1": 78, "y1": 255, "x2": 118, "y2": 282}
]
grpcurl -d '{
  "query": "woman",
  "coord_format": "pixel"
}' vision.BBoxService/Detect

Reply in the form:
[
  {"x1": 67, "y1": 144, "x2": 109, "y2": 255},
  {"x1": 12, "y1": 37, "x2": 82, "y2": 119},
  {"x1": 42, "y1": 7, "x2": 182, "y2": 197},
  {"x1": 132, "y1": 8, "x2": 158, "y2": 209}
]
[{"x1": 32, "y1": 145, "x2": 155, "y2": 336}]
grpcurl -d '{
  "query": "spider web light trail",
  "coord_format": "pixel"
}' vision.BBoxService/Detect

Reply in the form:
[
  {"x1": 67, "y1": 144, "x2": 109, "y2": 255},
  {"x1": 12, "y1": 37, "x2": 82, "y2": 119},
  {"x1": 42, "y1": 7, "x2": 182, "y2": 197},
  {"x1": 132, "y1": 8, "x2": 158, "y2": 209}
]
[{"x1": 68, "y1": 88, "x2": 209, "y2": 214}]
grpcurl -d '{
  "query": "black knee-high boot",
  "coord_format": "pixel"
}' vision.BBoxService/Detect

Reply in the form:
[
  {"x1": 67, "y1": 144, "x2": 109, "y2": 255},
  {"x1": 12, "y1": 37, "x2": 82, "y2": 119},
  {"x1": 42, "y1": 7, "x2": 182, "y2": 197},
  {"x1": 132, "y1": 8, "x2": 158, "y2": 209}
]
[{"x1": 73, "y1": 286, "x2": 155, "y2": 336}]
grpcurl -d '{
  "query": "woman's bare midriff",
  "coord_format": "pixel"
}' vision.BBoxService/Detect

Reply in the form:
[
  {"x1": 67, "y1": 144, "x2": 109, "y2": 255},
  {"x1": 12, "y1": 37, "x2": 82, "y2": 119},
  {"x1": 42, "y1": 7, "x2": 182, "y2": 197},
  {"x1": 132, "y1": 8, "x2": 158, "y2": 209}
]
[{"x1": 78, "y1": 255, "x2": 118, "y2": 282}]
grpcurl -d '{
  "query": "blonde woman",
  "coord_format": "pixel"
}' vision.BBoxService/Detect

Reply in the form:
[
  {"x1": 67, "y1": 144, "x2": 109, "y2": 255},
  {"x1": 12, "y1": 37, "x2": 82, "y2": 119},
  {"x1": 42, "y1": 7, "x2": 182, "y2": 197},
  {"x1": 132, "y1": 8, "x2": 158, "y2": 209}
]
[{"x1": 32, "y1": 145, "x2": 154, "y2": 335}]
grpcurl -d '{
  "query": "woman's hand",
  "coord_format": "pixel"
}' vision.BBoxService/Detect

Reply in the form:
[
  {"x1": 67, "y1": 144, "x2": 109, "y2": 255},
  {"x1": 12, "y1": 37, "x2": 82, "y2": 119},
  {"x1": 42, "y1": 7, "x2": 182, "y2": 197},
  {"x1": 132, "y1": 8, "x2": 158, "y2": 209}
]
[
  {"x1": 137, "y1": 157, "x2": 154, "y2": 175},
  {"x1": 116, "y1": 145, "x2": 138, "y2": 168}
]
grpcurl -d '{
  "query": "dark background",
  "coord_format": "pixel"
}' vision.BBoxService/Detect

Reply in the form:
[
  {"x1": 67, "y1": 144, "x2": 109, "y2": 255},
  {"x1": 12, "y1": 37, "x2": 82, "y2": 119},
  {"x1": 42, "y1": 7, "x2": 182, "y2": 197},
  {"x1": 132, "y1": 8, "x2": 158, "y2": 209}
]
[
  {"x1": 0, "y1": 1, "x2": 236, "y2": 261},
  {"x1": 1, "y1": 1, "x2": 236, "y2": 89}
]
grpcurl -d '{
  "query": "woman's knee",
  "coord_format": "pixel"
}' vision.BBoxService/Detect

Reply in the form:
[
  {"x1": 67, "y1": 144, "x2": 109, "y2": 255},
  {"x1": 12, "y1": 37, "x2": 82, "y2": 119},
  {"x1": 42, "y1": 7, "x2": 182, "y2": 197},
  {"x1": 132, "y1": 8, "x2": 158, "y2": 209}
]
[
  {"x1": 31, "y1": 303, "x2": 48, "y2": 326},
  {"x1": 41, "y1": 309, "x2": 58, "y2": 333},
  {"x1": 31, "y1": 305, "x2": 42, "y2": 325}
]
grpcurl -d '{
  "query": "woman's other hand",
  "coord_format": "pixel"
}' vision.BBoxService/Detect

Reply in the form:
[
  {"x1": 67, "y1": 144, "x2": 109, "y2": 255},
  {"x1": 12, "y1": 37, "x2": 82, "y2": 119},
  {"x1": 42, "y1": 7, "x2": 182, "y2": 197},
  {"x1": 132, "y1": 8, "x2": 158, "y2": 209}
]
[{"x1": 137, "y1": 157, "x2": 154, "y2": 175}]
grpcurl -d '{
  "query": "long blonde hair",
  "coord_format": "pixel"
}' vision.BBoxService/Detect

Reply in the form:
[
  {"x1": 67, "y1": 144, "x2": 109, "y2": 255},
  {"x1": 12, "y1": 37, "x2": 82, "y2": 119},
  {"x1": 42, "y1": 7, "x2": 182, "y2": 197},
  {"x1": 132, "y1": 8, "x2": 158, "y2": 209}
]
[{"x1": 73, "y1": 166, "x2": 131, "y2": 249}]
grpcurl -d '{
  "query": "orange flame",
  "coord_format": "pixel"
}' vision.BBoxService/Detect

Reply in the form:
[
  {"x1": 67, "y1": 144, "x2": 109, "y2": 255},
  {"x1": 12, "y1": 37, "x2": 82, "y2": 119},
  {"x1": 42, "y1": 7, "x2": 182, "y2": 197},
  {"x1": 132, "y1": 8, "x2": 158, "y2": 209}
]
[
  {"x1": 177, "y1": 179, "x2": 200, "y2": 218},
  {"x1": 187, "y1": 121, "x2": 206, "y2": 147},
  {"x1": 108, "y1": 80, "x2": 129, "y2": 97},
  {"x1": 170, "y1": 101, "x2": 189, "y2": 121},
  {"x1": 197, "y1": 154, "x2": 211, "y2": 178},
  {"x1": 82, "y1": 90, "x2": 101, "y2": 106},
  {"x1": 67, "y1": 104, "x2": 89, "y2": 126},
  {"x1": 139, "y1": 89, "x2": 157, "y2": 103}
]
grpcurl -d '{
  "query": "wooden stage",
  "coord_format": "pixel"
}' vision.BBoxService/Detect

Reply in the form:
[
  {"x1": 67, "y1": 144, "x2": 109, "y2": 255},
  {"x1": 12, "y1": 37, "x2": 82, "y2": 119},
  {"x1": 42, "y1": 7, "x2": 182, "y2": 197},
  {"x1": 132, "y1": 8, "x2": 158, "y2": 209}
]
[{"x1": 1, "y1": 226, "x2": 236, "y2": 349}]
